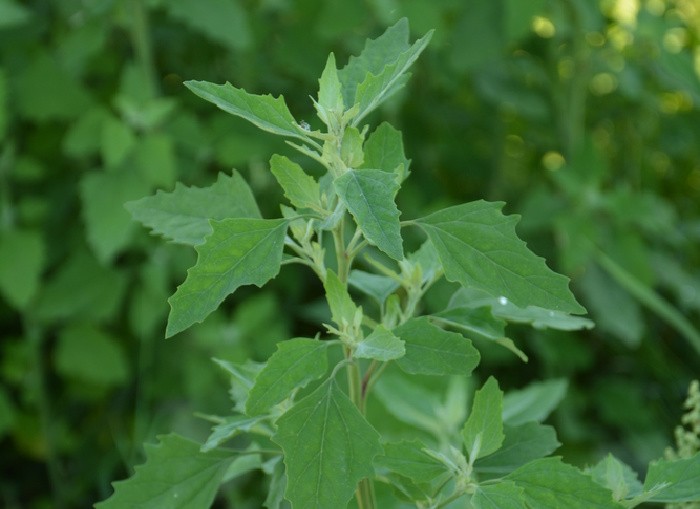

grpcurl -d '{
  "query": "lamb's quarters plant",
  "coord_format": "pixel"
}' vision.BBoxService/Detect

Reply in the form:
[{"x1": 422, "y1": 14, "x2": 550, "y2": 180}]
[{"x1": 97, "y1": 19, "x2": 700, "y2": 509}]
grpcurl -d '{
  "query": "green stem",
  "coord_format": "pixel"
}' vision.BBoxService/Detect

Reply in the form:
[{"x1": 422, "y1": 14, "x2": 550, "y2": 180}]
[
  {"x1": 128, "y1": 0, "x2": 158, "y2": 101},
  {"x1": 26, "y1": 318, "x2": 65, "y2": 508}
]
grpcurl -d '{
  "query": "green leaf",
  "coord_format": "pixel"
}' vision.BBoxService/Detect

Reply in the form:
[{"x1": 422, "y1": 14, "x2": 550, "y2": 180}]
[
  {"x1": 340, "y1": 126, "x2": 365, "y2": 167},
  {"x1": 375, "y1": 440, "x2": 448, "y2": 483},
  {"x1": 34, "y1": 249, "x2": 127, "y2": 323},
  {"x1": 502, "y1": 379, "x2": 568, "y2": 426},
  {"x1": 323, "y1": 269, "x2": 358, "y2": 328},
  {"x1": 134, "y1": 133, "x2": 177, "y2": 188},
  {"x1": 201, "y1": 415, "x2": 266, "y2": 452},
  {"x1": 95, "y1": 434, "x2": 234, "y2": 509},
  {"x1": 462, "y1": 377, "x2": 504, "y2": 462},
  {"x1": 54, "y1": 324, "x2": 129, "y2": 387},
  {"x1": 166, "y1": 0, "x2": 251, "y2": 51},
  {"x1": 214, "y1": 358, "x2": 264, "y2": 413},
  {"x1": 348, "y1": 270, "x2": 399, "y2": 305},
  {"x1": 81, "y1": 170, "x2": 150, "y2": 263},
  {"x1": 432, "y1": 306, "x2": 507, "y2": 343},
  {"x1": 506, "y1": 457, "x2": 622, "y2": 508},
  {"x1": 415, "y1": 201, "x2": 586, "y2": 314},
  {"x1": 270, "y1": 155, "x2": 321, "y2": 211},
  {"x1": 373, "y1": 372, "x2": 444, "y2": 433},
  {"x1": 394, "y1": 317, "x2": 480, "y2": 375},
  {"x1": 101, "y1": 114, "x2": 136, "y2": 168},
  {"x1": 316, "y1": 53, "x2": 344, "y2": 127},
  {"x1": 184, "y1": 80, "x2": 306, "y2": 140},
  {"x1": 126, "y1": 172, "x2": 261, "y2": 246},
  {"x1": 643, "y1": 453, "x2": 700, "y2": 502},
  {"x1": 338, "y1": 18, "x2": 433, "y2": 124},
  {"x1": 355, "y1": 325, "x2": 405, "y2": 360},
  {"x1": 362, "y1": 121, "x2": 410, "y2": 181},
  {"x1": 472, "y1": 481, "x2": 527, "y2": 509},
  {"x1": 167, "y1": 218, "x2": 288, "y2": 337},
  {"x1": 0, "y1": 229, "x2": 44, "y2": 310},
  {"x1": 272, "y1": 378, "x2": 382, "y2": 509},
  {"x1": 246, "y1": 338, "x2": 329, "y2": 416},
  {"x1": 589, "y1": 454, "x2": 643, "y2": 501},
  {"x1": 0, "y1": 0, "x2": 31, "y2": 28},
  {"x1": 475, "y1": 423, "x2": 560, "y2": 475},
  {"x1": 334, "y1": 169, "x2": 403, "y2": 260},
  {"x1": 449, "y1": 287, "x2": 594, "y2": 331},
  {"x1": 264, "y1": 457, "x2": 287, "y2": 509}
]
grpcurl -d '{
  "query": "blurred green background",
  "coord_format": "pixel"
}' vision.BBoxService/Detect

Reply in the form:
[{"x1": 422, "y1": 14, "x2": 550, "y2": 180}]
[{"x1": 1, "y1": 0, "x2": 699, "y2": 507}]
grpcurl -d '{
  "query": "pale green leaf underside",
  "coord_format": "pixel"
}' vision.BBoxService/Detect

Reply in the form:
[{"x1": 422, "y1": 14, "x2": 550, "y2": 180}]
[
  {"x1": 472, "y1": 481, "x2": 527, "y2": 509},
  {"x1": 184, "y1": 80, "x2": 306, "y2": 140},
  {"x1": 462, "y1": 377, "x2": 505, "y2": 461},
  {"x1": 201, "y1": 415, "x2": 265, "y2": 452},
  {"x1": 375, "y1": 440, "x2": 448, "y2": 483},
  {"x1": 352, "y1": 29, "x2": 433, "y2": 125},
  {"x1": 362, "y1": 121, "x2": 410, "y2": 180},
  {"x1": 126, "y1": 172, "x2": 261, "y2": 246},
  {"x1": 506, "y1": 457, "x2": 623, "y2": 508},
  {"x1": 415, "y1": 201, "x2": 586, "y2": 314},
  {"x1": 348, "y1": 269, "x2": 399, "y2": 305},
  {"x1": 246, "y1": 338, "x2": 329, "y2": 416},
  {"x1": 354, "y1": 325, "x2": 405, "y2": 361},
  {"x1": 394, "y1": 317, "x2": 480, "y2": 375},
  {"x1": 334, "y1": 169, "x2": 403, "y2": 261},
  {"x1": 270, "y1": 155, "x2": 321, "y2": 211},
  {"x1": 589, "y1": 454, "x2": 643, "y2": 501},
  {"x1": 272, "y1": 378, "x2": 382, "y2": 509},
  {"x1": 95, "y1": 434, "x2": 234, "y2": 509},
  {"x1": 167, "y1": 218, "x2": 288, "y2": 337},
  {"x1": 323, "y1": 269, "x2": 358, "y2": 327}
]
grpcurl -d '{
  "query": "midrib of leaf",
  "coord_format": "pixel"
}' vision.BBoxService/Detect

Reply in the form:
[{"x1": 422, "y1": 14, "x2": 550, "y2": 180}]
[
  {"x1": 182, "y1": 222, "x2": 284, "y2": 300},
  {"x1": 424, "y1": 220, "x2": 567, "y2": 305}
]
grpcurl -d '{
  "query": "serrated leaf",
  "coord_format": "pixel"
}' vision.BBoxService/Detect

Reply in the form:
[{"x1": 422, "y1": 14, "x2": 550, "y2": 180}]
[
  {"x1": 362, "y1": 121, "x2": 410, "y2": 181},
  {"x1": 334, "y1": 169, "x2": 403, "y2": 260},
  {"x1": 589, "y1": 454, "x2": 643, "y2": 501},
  {"x1": 415, "y1": 201, "x2": 586, "y2": 314},
  {"x1": 272, "y1": 378, "x2": 382, "y2": 509},
  {"x1": 167, "y1": 218, "x2": 288, "y2": 337},
  {"x1": 472, "y1": 481, "x2": 527, "y2": 509},
  {"x1": 352, "y1": 30, "x2": 433, "y2": 124},
  {"x1": 323, "y1": 269, "x2": 358, "y2": 327},
  {"x1": 506, "y1": 457, "x2": 622, "y2": 508},
  {"x1": 375, "y1": 440, "x2": 447, "y2": 482},
  {"x1": 126, "y1": 172, "x2": 261, "y2": 246},
  {"x1": 338, "y1": 18, "x2": 432, "y2": 124},
  {"x1": 246, "y1": 338, "x2": 329, "y2": 416},
  {"x1": 348, "y1": 270, "x2": 399, "y2": 305},
  {"x1": 475, "y1": 422, "x2": 560, "y2": 475},
  {"x1": 95, "y1": 434, "x2": 234, "y2": 509},
  {"x1": 502, "y1": 379, "x2": 568, "y2": 426},
  {"x1": 201, "y1": 415, "x2": 266, "y2": 452},
  {"x1": 355, "y1": 325, "x2": 405, "y2": 360},
  {"x1": 643, "y1": 453, "x2": 700, "y2": 502},
  {"x1": 270, "y1": 155, "x2": 321, "y2": 211},
  {"x1": 184, "y1": 80, "x2": 306, "y2": 140},
  {"x1": 463, "y1": 377, "x2": 504, "y2": 462},
  {"x1": 394, "y1": 317, "x2": 480, "y2": 375},
  {"x1": 0, "y1": 229, "x2": 44, "y2": 310}
]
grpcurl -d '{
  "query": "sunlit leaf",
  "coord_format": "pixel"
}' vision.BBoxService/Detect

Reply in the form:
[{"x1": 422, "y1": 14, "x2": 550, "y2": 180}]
[
  {"x1": 415, "y1": 201, "x2": 586, "y2": 314},
  {"x1": 270, "y1": 155, "x2": 321, "y2": 211}
]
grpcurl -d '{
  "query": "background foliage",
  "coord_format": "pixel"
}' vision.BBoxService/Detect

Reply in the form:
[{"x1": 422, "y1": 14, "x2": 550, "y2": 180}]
[{"x1": 1, "y1": 0, "x2": 699, "y2": 507}]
